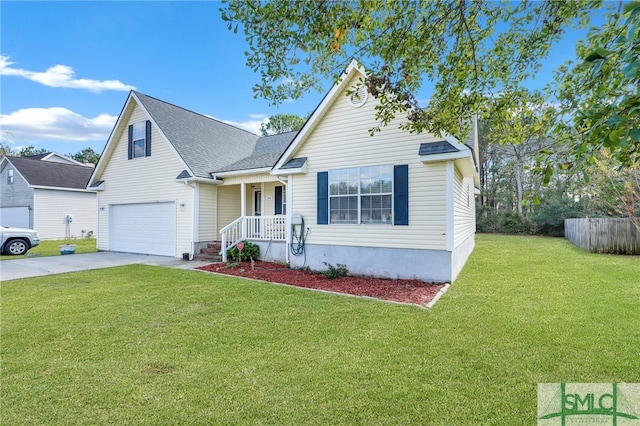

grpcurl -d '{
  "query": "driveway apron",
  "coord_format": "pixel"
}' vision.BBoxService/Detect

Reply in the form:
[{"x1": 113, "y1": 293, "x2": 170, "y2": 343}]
[{"x1": 0, "y1": 252, "x2": 210, "y2": 281}]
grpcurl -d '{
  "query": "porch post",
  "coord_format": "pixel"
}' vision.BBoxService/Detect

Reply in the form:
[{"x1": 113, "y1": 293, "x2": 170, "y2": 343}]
[
  {"x1": 285, "y1": 177, "x2": 293, "y2": 263},
  {"x1": 240, "y1": 182, "x2": 247, "y2": 240}
]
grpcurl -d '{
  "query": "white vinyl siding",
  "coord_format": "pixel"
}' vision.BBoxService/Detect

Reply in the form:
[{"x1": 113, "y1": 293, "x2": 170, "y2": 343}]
[
  {"x1": 290, "y1": 73, "x2": 448, "y2": 250},
  {"x1": 96, "y1": 104, "x2": 193, "y2": 256},
  {"x1": 262, "y1": 181, "x2": 280, "y2": 215},
  {"x1": 453, "y1": 167, "x2": 476, "y2": 248},
  {"x1": 33, "y1": 189, "x2": 97, "y2": 240}
]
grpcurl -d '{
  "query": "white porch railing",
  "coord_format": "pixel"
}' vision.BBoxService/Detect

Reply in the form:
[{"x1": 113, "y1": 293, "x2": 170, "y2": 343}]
[{"x1": 220, "y1": 215, "x2": 287, "y2": 262}]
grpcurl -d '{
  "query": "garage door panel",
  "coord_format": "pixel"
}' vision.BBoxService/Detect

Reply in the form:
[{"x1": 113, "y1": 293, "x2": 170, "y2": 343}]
[{"x1": 109, "y1": 202, "x2": 175, "y2": 256}]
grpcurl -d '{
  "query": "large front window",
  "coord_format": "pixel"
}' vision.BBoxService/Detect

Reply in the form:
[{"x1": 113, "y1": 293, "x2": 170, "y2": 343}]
[{"x1": 329, "y1": 164, "x2": 393, "y2": 224}]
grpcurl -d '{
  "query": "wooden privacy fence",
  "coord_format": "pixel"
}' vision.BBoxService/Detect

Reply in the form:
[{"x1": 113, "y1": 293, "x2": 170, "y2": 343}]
[{"x1": 564, "y1": 218, "x2": 640, "y2": 255}]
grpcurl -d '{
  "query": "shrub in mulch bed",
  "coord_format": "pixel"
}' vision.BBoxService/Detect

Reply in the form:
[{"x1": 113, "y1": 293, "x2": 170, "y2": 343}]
[{"x1": 196, "y1": 261, "x2": 445, "y2": 306}]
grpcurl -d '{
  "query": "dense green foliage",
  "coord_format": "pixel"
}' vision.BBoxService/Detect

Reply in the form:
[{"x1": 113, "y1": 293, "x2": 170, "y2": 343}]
[
  {"x1": 221, "y1": 0, "x2": 600, "y2": 140},
  {"x1": 3, "y1": 235, "x2": 639, "y2": 424},
  {"x1": 550, "y1": 1, "x2": 640, "y2": 171},
  {"x1": 227, "y1": 240, "x2": 260, "y2": 261},
  {"x1": 260, "y1": 113, "x2": 306, "y2": 136},
  {"x1": 321, "y1": 262, "x2": 349, "y2": 279},
  {"x1": 18, "y1": 145, "x2": 48, "y2": 157},
  {"x1": 68, "y1": 147, "x2": 100, "y2": 164}
]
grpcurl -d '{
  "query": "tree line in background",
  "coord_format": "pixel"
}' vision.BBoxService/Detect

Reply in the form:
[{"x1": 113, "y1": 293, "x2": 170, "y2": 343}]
[
  {"x1": 0, "y1": 143, "x2": 101, "y2": 165},
  {"x1": 478, "y1": 110, "x2": 640, "y2": 236}
]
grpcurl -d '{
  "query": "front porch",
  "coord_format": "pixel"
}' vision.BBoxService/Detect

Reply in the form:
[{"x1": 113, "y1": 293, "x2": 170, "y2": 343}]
[{"x1": 220, "y1": 215, "x2": 289, "y2": 262}]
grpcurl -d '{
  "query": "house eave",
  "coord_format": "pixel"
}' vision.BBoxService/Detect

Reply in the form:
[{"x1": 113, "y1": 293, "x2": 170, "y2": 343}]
[
  {"x1": 32, "y1": 185, "x2": 97, "y2": 193},
  {"x1": 272, "y1": 163, "x2": 308, "y2": 175},
  {"x1": 420, "y1": 150, "x2": 470, "y2": 163},
  {"x1": 177, "y1": 176, "x2": 223, "y2": 185},
  {"x1": 421, "y1": 151, "x2": 480, "y2": 185},
  {"x1": 213, "y1": 167, "x2": 272, "y2": 178}
]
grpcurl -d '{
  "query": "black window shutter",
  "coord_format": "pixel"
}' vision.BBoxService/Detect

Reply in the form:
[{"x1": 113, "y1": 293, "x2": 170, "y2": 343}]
[
  {"x1": 394, "y1": 164, "x2": 409, "y2": 225},
  {"x1": 145, "y1": 120, "x2": 152, "y2": 157},
  {"x1": 317, "y1": 171, "x2": 328, "y2": 225},
  {"x1": 275, "y1": 186, "x2": 283, "y2": 215},
  {"x1": 127, "y1": 124, "x2": 133, "y2": 160}
]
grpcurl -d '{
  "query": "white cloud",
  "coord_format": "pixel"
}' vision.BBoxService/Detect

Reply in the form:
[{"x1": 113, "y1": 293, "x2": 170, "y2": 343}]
[
  {"x1": 0, "y1": 55, "x2": 135, "y2": 92},
  {"x1": 0, "y1": 107, "x2": 117, "y2": 142},
  {"x1": 218, "y1": 114, "x2": 268, "y2": 135}
]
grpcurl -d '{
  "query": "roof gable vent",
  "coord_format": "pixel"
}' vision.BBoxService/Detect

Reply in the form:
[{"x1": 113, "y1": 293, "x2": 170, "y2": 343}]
[{"x1": 349, "y1": 85, "x2": 368, "y2": 108}]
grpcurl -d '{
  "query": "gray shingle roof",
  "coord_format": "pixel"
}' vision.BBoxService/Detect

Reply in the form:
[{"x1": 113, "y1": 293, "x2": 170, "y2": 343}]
[
  {"x1": 6, "y1": 156, "x2": 94, "y2": 189},
  {"x1": 212, "y1": 131, "x2": 297, "y2": 173},
  {"x1": 418, "y1": 141, "x2": 460, "y2": 156},
  {"x1": 134, "y1": 92, "x2": 259, "y2": 178}
]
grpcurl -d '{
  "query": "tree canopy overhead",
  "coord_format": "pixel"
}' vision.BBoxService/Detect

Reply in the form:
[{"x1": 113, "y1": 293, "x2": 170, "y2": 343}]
[
  {"x1": 221, "y1": 0, "x2": 601, "y2": 140},
  {"x1": 552, "y1": 1, "x2": 640, "y2": 168}
]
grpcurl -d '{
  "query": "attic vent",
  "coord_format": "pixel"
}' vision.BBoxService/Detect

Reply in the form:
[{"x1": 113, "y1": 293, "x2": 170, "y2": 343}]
[{"x1": 349, "y1": 85, "x2": 368, "y2": 108}]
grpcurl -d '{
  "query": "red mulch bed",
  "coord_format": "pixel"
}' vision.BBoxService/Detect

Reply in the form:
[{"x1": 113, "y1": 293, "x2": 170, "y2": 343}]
[{"x1": 196, "y1": 261, "x2": 444, "y2": 306}]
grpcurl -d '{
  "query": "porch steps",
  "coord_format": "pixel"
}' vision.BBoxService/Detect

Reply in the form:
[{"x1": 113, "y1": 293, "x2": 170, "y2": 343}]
[{"x1": 193, "y1": 242, "x2": 223, "y2": 262}]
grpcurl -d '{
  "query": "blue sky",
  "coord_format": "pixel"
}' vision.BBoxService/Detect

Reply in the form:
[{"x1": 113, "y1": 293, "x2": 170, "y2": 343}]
[
  {"x1": 1, "y1": 1, "x2": 327, "y2": 156},
  {"x1": 0, "y1": 1, "x2": 606, "y2": 157}
]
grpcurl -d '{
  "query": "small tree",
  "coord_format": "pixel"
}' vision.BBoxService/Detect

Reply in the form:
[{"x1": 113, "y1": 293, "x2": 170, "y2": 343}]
[
  {"x1": 260, "y1": 114, "x2": 306, "y2": 136},
  {"x1": 69, "y1": 147, "x2": 100, "y2": 165}
]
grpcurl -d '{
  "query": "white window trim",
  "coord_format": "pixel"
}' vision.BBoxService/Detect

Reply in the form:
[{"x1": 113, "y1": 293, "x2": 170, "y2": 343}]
[
  {"x1": 132, "y1": 121, "x2": 147, "y2": 159},
  {"x1": 328, "y1": 164, "x2": 393, "y2": 225}
]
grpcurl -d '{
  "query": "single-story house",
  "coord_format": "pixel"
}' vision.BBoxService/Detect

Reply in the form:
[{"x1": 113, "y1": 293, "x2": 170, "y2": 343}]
[
  {"x1": 0, "y1": 153, "x2": 97, "y2": 239},
  {"x1": 87, "y1": 61, "x2": 479, "y2": 282}
]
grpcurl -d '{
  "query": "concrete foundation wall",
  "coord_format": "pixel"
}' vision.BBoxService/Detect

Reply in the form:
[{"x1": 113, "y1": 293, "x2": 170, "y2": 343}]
[
  {"x1": 288, "y1": 243, "x2": 453, "y2": 283},
  {"x1": 253, "y1": 240, "x2": 287, "y2": 263},
  {"x1": 451, "y1": 233, "x2": 475, "y2": 282}
]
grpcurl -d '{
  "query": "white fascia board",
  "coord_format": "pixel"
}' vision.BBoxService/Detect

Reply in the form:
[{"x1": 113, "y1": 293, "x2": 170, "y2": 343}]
[
  {"x1": 271, "y1": 162, "x2": 307, "y2": 175},
  {"x1": 177, "y1": 176, "x2": 223, "y2": 185},
  {"x1": 420, "y1": 150, "x2": 470, "y2": 163},
  {"x1": 89, "y1": 182, "x2": 105, "y2": 191},
  {"x1": 421, "y1": 150, "x2": 479, "y2": 184},
  {"x1": 273, "y1": 60, "x2": 365, "y2": 170},
  {"x1": 32, "y1": 185, "x2": 97, "y2": 193},
  {"x1": 41, "y1": 152, "x2": 86, "y2": 166},
  {"x1": 213, "y1": 167, "x2": 272, "y2": 178}
]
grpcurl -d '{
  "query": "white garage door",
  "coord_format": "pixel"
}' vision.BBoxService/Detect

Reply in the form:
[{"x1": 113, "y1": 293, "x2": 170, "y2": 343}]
[
  {"x1": 0, "y1": 207, "x2": 30, "y2": 228},
  {"x1": 109, "y1": 202, "x2": 176, "y2": 256}
]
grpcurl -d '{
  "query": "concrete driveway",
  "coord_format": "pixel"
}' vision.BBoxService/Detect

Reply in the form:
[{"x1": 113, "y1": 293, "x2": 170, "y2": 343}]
[{"x1": 0, "y1": 252, "x2": 212, "y2": 281}]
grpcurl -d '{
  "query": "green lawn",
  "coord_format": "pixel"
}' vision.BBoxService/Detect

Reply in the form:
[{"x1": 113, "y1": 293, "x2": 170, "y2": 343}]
[
  {"x1": 0, "y1": 238, "x2": 98, "y2": 260},
  {"x1": 2, "y1": 234, "x2": 639, "y2": 425}
]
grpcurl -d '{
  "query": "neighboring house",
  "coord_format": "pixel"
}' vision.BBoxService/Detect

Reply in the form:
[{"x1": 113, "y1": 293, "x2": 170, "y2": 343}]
[
  {"x1": 88, "y1": 61, "x2": 479, "y2": 282},
  {"x1": 0, "y1": 153, "x2": 97, "y2": 239}
]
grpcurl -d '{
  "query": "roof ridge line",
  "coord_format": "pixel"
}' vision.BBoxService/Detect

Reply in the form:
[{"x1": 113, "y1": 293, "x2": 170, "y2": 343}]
[{"x1": 133, "y1": 91, "x2": 260, "y2": 137}]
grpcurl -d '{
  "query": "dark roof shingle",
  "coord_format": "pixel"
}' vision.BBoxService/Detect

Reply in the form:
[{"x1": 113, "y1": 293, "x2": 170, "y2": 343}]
[
  {"x1": 211, "y1": 131, "x2": 297, "y2": 173},
  {"x1": 418, "y1": 141, "x2": 460, "y2": 156},
  {"x1": 134, "y1": 92, "x2": 259, "y2": 178},
  {"x1": 6, "y1": 156, "x2": 94, "y2": 189}
]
